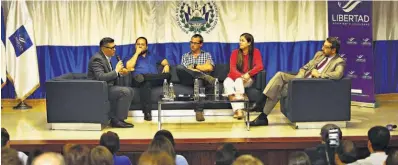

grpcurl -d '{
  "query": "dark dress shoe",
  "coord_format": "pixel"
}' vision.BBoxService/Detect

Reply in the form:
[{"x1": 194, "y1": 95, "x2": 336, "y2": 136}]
[
  {"x1": 249, "y1": 113, "x2": 268, "y2": 126},
  {"x1": 121, "y1": 120, "x2": 134, "y2": 127},
  {"x1": 144, "y1": 112, "x2": 152, "y2": 121},
  {"x1": 111, "y1": 120, "x2": 134, "y2": 128}
]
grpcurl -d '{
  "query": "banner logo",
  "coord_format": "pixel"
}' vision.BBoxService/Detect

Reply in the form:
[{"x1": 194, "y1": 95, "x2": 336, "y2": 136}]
[
  {"x1": 176, "y1": 1, "x2": 218, "y2": 34},
  {"x1": 362, "y1": 72, "x2": 373, "y2": 80},
  {"x1": 9, "y1": 25, "x2": 33, "y2": 57},
  {"x1": 356, "y1": 54, "x2": 366, "y2": 63},
  {"x1": 361, "y1": 38, "x2": 372, "y2": 46},
  {"x1": 347, "y1": 70, "x2": 358, "y2": 78},
  {"x1": 347, "y1": 37, "x2": 358, "y2": 45},
  {"x1": 338, "y1": 0, "x2": 361, "y2": 13}
]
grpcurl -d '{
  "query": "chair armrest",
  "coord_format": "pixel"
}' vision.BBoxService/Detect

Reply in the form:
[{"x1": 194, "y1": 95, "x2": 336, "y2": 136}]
[
  {"x1": 253, "y1": 70, "x2": 267, "y2": 90},
  {"x1": 46, "y1": 80, "x2": 109, "y2": 101},
  {"x1": 288, "y1": 78, "x2": 351, "y2": 97}
]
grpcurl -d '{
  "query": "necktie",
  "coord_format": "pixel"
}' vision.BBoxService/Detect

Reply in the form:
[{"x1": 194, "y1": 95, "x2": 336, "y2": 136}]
[{"x1": 305, "y1": 57, "x2": 329, "y2": 78}]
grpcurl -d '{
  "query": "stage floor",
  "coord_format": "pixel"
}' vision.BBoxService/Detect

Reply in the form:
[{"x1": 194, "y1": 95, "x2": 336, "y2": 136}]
[{"x1": 1, "y1": 100, "x2": 397, "y2": 141}]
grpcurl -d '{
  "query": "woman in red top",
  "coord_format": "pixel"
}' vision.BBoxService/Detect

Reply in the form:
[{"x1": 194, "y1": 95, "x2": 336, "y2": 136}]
[{"x1": 223, "y1": 33, "x2": 264, "y2": 119}]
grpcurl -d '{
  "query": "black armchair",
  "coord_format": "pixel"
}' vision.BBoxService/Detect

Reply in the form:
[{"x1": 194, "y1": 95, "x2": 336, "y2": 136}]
[
  {"x1": 46, "y1": 73, "x2": 110, "y2": 130},
  {"x1": 280, "y1": 78, "x2": 351, "y2": 127}
]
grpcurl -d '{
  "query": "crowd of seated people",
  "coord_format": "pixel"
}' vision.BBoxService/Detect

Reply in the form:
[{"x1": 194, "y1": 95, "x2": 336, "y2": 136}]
[{"x1": 1, "y1": 124, "x2": 396, "y2": 165}]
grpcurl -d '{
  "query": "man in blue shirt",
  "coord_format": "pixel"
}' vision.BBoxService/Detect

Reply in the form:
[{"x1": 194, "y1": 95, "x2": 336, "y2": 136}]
[{"x1": 126, "y1": 37, "x2": 170, "y2": 121}]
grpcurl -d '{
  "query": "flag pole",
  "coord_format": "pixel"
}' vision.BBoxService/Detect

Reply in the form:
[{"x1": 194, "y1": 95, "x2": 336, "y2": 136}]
[{"x1": 13, "y1": 92, "x2": 32, "y2": 110}]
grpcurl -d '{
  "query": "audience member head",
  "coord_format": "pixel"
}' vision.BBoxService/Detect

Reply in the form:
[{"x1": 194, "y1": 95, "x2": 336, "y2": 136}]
[
  {"x1": 100, "y1": 131, "x2": 120, "y2": 154},
  {"x1": 215, "y1": 143, "x2": 239, "y2": 165},
  {"x1": 190, "y1": 34, "x2": 203, "y2": 52},
  {"x1": 288, "y1": 151, "x2": 311, "y2": 165},
  {"x1": 368, "y1": 126, "x2": 390, "y2": 153},
  {"x1": 1, "y1": 147, "x2": 22, "y2": 165},
  {"x1": 148, "y1": 136, "x2": 176, "y2": 161},
  {"x1": 138, "y1": 150, "x2": 174, "y2": 165},
  {"x1": 320, "y1": 124, "x2": 343, "y2": 143},
  {"x1": 89, "y1": 146, "x2": 113, "y2": 165},
  {"x1": 232, "y1": 155, "x2": 263, "y2": 165},
  {"x1": 27, "y1": 149, "x2": 44, "y2": 165},
  {"x1": 323, "y1": 37, "x2": 341, "y2": 56},
  {"x1": 32, "y1": 152, "x2": 65, "y2": 165},
  {"x1": 1, "y1": 127, "x2": 10, "y2": 148},
  {"x1": 385, "y1": 150, "x2": 398, "y2": 165},
  {"x1": 154, "y1": 129, "x2": 175, "y2": 147},
  {"x1": 334, "y1": 140, "x2": 357, "y2": 165},
  {"x1": 99, "y1": 37, "x2": 116, "y2": 57},
  {"x1": 63, "y1": 144, "x2": 90, "y2": 165}
]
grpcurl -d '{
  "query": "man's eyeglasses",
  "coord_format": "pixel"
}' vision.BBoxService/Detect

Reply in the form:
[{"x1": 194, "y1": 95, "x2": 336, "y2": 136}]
[
  {"x1": 103, "y1": 45, "x2": 116, "y2": 50},
  {"x1": 190, "y1": 41, "x2": 201, "y2": 45}
]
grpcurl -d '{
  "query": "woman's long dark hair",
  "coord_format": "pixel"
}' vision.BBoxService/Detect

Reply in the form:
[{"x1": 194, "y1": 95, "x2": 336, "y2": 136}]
[{"x1": 237, "y1": 33, "x2": 254, "y2": 72}]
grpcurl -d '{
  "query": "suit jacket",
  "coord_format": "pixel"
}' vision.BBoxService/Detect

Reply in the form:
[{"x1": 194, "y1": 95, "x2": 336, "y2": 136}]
[
  {"x1": 87, "y1": 51, "x2": 118, "y2": 86},
  {"x1": 296, "y1": 51, "x2": 346, "y2": 80}
]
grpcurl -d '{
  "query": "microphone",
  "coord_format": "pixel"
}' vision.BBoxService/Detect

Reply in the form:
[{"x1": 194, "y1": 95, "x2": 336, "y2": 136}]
[
  {"x1": 386, "y1": 124, "x2": 397, "y2": 131},
  {"x1": 116, "y1": 55, "x2": 121, "y2": 61}
]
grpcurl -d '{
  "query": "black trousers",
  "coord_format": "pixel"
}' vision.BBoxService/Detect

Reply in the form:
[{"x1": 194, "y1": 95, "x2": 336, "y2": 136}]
[
  {"x1": 132, "y1": 73, "x2": 171, "y2": 113},
  {"x1": 176, "y1": 65, "x2": 214, "y2": 112}
]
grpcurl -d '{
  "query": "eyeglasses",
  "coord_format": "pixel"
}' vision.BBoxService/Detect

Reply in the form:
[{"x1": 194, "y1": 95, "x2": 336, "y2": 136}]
[
  {"x1": 190, "y1": 41, "x2": 201, "y2": 45},
  {"x1": 103, "y1": 45, "x2": 116, "y2": 50}
]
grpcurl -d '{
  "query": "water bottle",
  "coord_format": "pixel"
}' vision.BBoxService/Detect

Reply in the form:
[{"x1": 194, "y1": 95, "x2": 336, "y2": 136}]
[
  {"x1": 194, "y1": 78, "x2": 199, "y2": 101},
  {"x1": 214, "y1": 78, "x2": 219, "y2": 100},
  {"x1": 169, "y1": 83, "x2": 175, "y2": 100},
  {"x1": 163, "y1": 79, "x2": 169, "y2": 99}
]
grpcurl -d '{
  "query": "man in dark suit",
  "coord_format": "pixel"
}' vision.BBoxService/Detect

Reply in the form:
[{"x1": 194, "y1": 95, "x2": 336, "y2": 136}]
[{"x1": 88, "y1": 37, "x2": 134, "y2": 128}]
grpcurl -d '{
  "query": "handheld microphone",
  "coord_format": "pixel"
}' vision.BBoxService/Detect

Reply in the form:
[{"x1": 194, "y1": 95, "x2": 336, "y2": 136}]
[
  {"x1": 116, "y1": 55, "x2": 121, "y2": 61},
  {"x1": 386, "y1": 124, "x2": 397, "y2": 131}
]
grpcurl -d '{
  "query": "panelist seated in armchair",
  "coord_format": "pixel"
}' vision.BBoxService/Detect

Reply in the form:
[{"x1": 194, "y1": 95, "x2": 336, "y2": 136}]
[
  {"x1": 88, "y1": 37, "x2": 134, "y2": 128},
  {"x1": 125, "y1": 37, "x2": 171, "y2": 121},
  {"x1": 248, "y1": 37, "x2": 346, "y2": 126}
]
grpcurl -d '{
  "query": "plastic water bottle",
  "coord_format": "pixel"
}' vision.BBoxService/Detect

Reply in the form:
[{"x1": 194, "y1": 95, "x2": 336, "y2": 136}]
[
  {"x1": 169, "y1": 83, "x2": 175, "y2": 100},
  {"x1": 163, "y1": 79, "x2": 169, "y2": 98},
  {"x1": 214, "y1": 78, "x2": 219, "y2": 100},
  {"x1": 194, "y1": 79, "x2": 199, "y2": 101}
]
